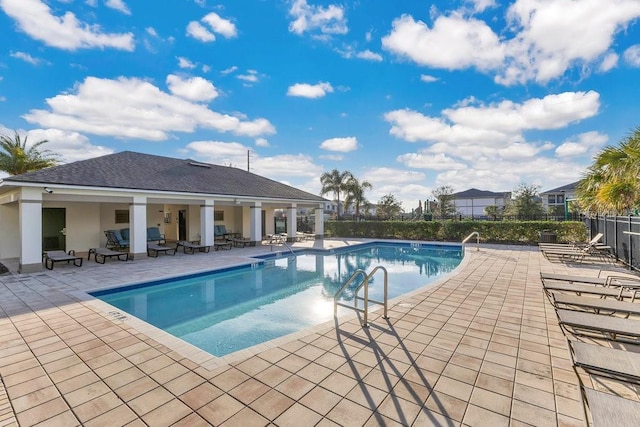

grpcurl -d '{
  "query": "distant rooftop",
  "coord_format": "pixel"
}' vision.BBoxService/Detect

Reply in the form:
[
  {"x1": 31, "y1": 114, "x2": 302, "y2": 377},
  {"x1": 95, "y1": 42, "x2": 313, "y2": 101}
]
[
  {"x1": 453, "y1": 188, "x2": 510, "y2": 198},
  {"x1": 541, "y1": 181, "x2": 581, "y2": 194}
]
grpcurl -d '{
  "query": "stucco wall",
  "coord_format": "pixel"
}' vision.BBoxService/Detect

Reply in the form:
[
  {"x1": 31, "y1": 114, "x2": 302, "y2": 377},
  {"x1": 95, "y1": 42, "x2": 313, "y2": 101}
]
[{"x1": 0, "y1": 203, "x2": 19, "y2": 259}]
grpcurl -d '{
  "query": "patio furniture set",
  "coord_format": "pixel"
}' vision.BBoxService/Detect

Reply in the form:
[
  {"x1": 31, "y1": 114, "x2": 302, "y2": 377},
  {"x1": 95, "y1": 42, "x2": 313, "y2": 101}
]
[{"x1": 540, "y1": 252, "x2": 640, "y2": 426}]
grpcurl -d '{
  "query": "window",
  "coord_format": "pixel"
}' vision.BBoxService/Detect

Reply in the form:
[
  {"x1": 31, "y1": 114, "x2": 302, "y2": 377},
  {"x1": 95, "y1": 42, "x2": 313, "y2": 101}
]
[
  {"x1": 115, "y1": 209, "x2": 129, "y2": 224},
  {"x1": 214, "y1": 210, "x2": 224, "y2": 221},
  {"x1": 548, "y1": 195, "x2": 556, "y2": 204},
  {"x1": 557, "y1": 194, "x2": 564, "y2": 204}
]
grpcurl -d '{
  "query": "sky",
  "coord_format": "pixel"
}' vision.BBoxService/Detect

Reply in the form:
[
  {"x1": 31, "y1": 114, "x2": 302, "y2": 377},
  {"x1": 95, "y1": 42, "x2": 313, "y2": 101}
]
[{"x1": 1, "y1": 0, "x2": 640, "y2": 211}]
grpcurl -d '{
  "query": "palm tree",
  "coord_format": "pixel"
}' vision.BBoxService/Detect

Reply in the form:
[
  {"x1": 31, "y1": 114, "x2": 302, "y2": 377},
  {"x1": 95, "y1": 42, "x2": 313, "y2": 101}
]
[
  {"x1": 320, "y1": 169, "x2": 353, "y2": 219},
  {"x1": 578, "y1": 127, "x2": 640, "y2": 214},
  {"x1": 0, "y1": 131, "x2": 59, "y2": 175},
  {"x1": 344, "y1": 176, "x2": 372, "y2": 219}
]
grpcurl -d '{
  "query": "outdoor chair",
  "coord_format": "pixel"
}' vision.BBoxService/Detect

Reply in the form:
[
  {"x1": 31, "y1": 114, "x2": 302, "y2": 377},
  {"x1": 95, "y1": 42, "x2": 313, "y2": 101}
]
[
  {"x1": 538, "y1": 233, "x2": 604, "y2": 250},
  {"x1": 43, "y1": 250, "x2": 83, "y2": 270},
  {"x1": 215, "y1": 225, "x2": 229, "y2": 240},
  {"x1": 88, "y1": 247, "x2": 133, "y2": 264},
  {"x1": 550, "y1": 292, "x2": 640, "y2": 318},
  {"x1": 233, "y1": 237, "x2": 255, "y2": 248},
  {"x1": 542, "y1": 281, "x2": 638, "y2": 302},
  {"x1": 583, "y1": 388, "x2": 640, "y2": 427},
  {"x1": 147, "y1": 243, "x2": 175, "y2": 257},
  {"x1": 176, "y1": 240, "x2": 211, "y2": 254},
  {"x1": 556, "y1": 308, "x2": 640, "y2": 343},
  {"x1": 567, "y1": 341, "x2": 640, "y2": 427},
  {"x1": 213, "y1": 241, "x2": 232, "y2": 250},
  {"x1": 120, "y1": 228, "x2": 130, "y2": 240},
  {"x1": 146, "y1": 227, "x2": 166, "y2": 244},
  {"x1": 105, "y1": 230, "x2": 129, "y2": 249}
]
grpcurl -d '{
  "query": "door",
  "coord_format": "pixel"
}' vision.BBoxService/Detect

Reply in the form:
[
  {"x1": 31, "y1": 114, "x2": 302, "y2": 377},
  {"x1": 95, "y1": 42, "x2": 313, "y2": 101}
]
[
  {"x1": 178, "y1": 209, "x2": 187, "y2": 241},
  {"x1": 42, "y1": 208, "x2": 66, "y2": 251},
  {"x1": 261, "y1": 210, "x2": 266, "y2": 238}
]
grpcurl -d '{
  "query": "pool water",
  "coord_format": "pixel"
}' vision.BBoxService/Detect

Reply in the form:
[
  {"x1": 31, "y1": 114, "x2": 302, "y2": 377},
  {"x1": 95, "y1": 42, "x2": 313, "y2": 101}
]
[{"x1": 92, "y1": 242, "x2": 463, "y2": 357}]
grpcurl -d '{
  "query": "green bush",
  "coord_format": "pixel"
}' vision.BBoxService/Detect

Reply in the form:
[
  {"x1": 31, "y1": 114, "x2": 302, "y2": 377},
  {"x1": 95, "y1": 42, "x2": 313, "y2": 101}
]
[{"x1": 323, "y1": 220, "x2": 587, "y2": 245}]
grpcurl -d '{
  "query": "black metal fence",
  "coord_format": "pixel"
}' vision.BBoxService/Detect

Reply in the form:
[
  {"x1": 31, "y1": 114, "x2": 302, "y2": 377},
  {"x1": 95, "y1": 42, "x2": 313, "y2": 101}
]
[{"x1": 589, "y1": 215, "x2": 640, "y2": 271}]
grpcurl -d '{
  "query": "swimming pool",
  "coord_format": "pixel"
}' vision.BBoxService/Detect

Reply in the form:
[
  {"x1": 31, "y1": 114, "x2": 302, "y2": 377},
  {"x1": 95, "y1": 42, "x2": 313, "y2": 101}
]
[{"x1": 92, "y1": 242, "x2": 463, "y2": 357}]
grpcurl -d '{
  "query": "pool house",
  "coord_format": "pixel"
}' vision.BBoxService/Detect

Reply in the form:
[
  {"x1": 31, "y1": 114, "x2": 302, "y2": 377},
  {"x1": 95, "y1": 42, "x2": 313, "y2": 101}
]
[{"x1": 0, "y1": 151, "x2": 328, "y2": 273}]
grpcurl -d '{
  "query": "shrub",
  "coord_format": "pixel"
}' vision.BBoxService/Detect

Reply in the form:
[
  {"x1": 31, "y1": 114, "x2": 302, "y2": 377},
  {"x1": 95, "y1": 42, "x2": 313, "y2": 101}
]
[{"x1": 323, "y1": 220, "x2": 587, "y2": 244}]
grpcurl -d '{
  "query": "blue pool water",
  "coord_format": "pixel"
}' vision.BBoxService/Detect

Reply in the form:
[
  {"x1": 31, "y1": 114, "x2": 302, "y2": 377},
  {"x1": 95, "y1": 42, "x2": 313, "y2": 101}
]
[{"x1": 92, "y1": 242, "x2": 463, "y2": 357}]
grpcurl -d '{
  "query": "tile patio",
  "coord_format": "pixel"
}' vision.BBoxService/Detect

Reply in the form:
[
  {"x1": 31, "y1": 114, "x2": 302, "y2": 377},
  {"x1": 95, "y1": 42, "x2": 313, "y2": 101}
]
[{"x1": 0, "y1": 239, "x2": 636, "y2": 426}]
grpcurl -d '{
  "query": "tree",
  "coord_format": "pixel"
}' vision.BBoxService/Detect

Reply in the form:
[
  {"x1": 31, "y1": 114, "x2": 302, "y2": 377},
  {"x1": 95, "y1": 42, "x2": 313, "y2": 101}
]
[
  {"x1": 578, "y1": 126, "x2": 640, "y2": 214},
  {"x1": 484, "y1": 205, "x2": 502, "y2": 220},
  {"x1": 320, "y1": 169, "x2": 354, "y2": 219},
  {"x1": 376, "y1": 194, "x2": 403, "y2": 219},
  {"x1": 0, "y1": 131, "x2": 59, "y2": 175},
  {"x1": 432, "y1": 185, "x2": 457, "y2": 218},
  {"x1": 344, "y1": 177, "x2": 372, "y2": 219},
  {"x1": 505, "y1": 183, "x2": 544, "y2": 218}
]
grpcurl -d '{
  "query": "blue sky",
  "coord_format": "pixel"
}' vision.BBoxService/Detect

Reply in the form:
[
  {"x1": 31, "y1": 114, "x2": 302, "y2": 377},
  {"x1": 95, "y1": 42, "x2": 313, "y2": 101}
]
[{"x1": 1, "y1": 0, "x2": 640, "y2": 210}]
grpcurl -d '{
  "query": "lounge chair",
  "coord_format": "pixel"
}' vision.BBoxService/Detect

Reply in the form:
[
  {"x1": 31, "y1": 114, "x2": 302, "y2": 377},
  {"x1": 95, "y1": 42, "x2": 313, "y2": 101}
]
[
  {"x1": 146, "y1": 227, "x2": 166, "y2": 244},
  {"x1": 88, "y1": 247, "x2": 133, "y2": 264},
  {"x1": 542, "y1": 281, "x2": 637, "y2": 301},
  {"x1": 569, "y1": 341, "x2": 640, "y2": 384},
  {"x1": 43, "y1": 250, "x2": 83, "y2": 270},
  {"x1": 540, "y1": 272, "x2": 609, "y2": 286},
  {"x1": 556, "y1": 309, "x2": 640, "y2": 343},
  {"x1": 147, "y1": 243, "x2": 175, "y2": 257},
  {"x1": 105, "y1": 230, "x2": 130, "y2": 249},
  {"x1": 540, "y1": 244, "x2": 612, "y2": 263},
  {"x1": 538, "y1": 232, "x2": 604, "y2": 250},
  {"x1": 176, "y1": 240, "x2": 211, "y2": 254},
  {"x1": 233, "y1": 237, "x2": 255, "y2": 248},
  {"x1": 550, "y1": 292, "x2": 640, "y2": 318},
  {"x1": 214, "y1": 240, "x2": 232, "y2": 250},
  {"x1": 583, "y1": 388, "x2": 640, "y2": 427}
]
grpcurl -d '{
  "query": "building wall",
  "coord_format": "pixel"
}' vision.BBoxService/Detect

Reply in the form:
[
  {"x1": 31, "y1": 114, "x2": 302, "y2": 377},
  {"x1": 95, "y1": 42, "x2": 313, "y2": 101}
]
[
  {"x1": 0, "y1": 203, "x2": 19, "y2": 259},
  {"x1": 454, "y1": 197, "x2": 506, "y2": 217}
]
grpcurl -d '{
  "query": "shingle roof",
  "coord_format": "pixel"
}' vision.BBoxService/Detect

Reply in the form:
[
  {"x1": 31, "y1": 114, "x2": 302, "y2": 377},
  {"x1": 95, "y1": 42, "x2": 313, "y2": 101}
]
[
  {"x1": 541, "y1": 181, "x2": 581, "y2": 194},
  {"x1": 3, "y1": 151, "x2": 327, "y2": 202},
  {"x1": 453, "y1": 188, "x2": 510, "y2": 198}
]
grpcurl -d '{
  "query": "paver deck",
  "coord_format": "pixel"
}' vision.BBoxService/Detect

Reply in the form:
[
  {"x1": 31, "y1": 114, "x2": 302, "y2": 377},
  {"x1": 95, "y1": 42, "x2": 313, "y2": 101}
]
[{"x1": 0, "y1": 239, "x2": 636, "y2": 426}]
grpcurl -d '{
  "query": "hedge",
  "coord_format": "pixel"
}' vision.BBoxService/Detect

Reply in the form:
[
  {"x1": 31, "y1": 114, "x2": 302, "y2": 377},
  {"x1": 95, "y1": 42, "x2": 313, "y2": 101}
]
[{"x1": 323, "y1": 220, "x2": 587, "y2": 244}]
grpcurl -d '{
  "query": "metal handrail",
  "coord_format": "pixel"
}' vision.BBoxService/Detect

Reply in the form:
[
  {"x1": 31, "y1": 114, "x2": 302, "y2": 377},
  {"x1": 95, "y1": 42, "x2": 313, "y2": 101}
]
[
  {"x1": 334, "y1": 266, "x2": 389, "y2": 327},
  {"x1": 462, "y1": 231, "x2": 480, "y2": 251}
]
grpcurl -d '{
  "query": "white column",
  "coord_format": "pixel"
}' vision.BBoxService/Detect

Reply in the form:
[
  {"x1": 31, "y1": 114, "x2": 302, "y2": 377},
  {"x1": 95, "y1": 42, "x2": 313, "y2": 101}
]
[
  {"x1": 18, "y1": 187, "x2": 43, "y2": 273},
  {"x1": 286, "y1": 204, "x2": 297, "y2": 241},
  {"x1": 314, "y1": 204, "x2": 324, "y2": 237},
  {"x1": 249, "y1": 202, "x2": 262, "y2": 242},
  {"x1": 130, "y1": 196, "x2": 147, "y2": 258},
  {"x1": 200, "y1": 199, "x2": 214, "y2": 246}
]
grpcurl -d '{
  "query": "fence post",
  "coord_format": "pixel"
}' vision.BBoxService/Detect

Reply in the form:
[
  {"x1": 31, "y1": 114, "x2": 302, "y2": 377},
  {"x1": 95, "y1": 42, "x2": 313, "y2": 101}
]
[
  {"x1": 614, "y1": 215, "x2": 618, "y2": 261},
  {"x1": 629, "y1": 215, "x2": 633, "y2": 266}
]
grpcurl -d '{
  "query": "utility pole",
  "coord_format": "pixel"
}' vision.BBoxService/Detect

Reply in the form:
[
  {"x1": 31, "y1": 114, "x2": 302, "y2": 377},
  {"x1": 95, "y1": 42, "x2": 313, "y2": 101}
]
[{"x1": 247, "y1": 150, "x2": 250, "y2": 172}]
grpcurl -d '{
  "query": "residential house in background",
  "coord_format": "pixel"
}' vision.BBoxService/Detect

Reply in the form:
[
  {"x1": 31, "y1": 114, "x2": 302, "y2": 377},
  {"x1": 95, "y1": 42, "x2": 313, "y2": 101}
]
[
  {"x1": 452, "y1": 188, "x2": 511, "y2": 218},
  {"x1": 540, "y1": 181, "x2": 580, "y2": 217}
]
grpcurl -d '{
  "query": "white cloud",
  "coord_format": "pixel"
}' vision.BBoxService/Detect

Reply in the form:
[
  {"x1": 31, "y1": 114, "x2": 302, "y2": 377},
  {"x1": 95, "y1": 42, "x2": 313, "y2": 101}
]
[
  {"x1": 624, "y1": 44, "x2": 640, "y2": 66},
  {"x1": 177, "y1": 56, "x2": 196, "y2": 69},
  {"x1": 420, "y1": 74, "x2": 439, "y2": 83},
  {"x1": 187, "y1": 12, "x2": 237, "y2": 42},
  {"x1": 361, "y1": 167, "x2": 431, "y2": 210},
  {"x1": 288, "y1": 0, "x2": 348, "y2": 37},
  {"x1": 237, "y1": 70, "x2": 259, "y2": 83},
  {"x1": 287, "y1": 82, "x2": 334, "y2": 98},
  {"x1": 469, "y1": 0, "x2": 496, "y2": 13},
  {"x1": 356, "y1": 50, "x2": 382, "y2": 61},
  {"x1": 105, "y1": 0, "x2": 130, "y2": 15},
  {"x1": 201, "y1": 12, "x2": 237, "y2": 38},
  {"x1": 555, "y1": 131, "x2": 608, "y2": 158},
  {"x1": 166, "y1": 74, "x2": 218, "y2": 102},
  {"x1": 146, "y1": 27, "x2": 158, "y2": 37},
  {"x1": 382, "y1": 14, "x2": 505, "y2": 71},
  {"x1": 186, "y1": 140, "x2": 323, "y2": 180},
  {"x1": 10, "y1": 51, "x2": 42, "y2": 65},
  {"x1": 319, "y1": 137, "x2": 359, "y2": 152},
  {"x1": 319, "y1": 154, "x2": 343, "y2": 161},
  {"x1": 0, "y1": 0, "x2": 134, "y2": 51},
  {"x1": 396, "y1": 152, "x2": 466, "y2": 170},
  {"x1": 23, "y1": 75, "x2": 275, "y2": 140},
  {"x1": 186, "y1": 21, "x2": 215, "y2": 42},
  {"x1": 599, "y1": 52, "x2": 619, "y2": 72},
  {"x1": 498, "y1": 0, "x2": 640, "y2": 84},
  {"x1": 382, "y1": 1, "x2": 640, "y2": 86},
  {"x1": 26, "y1": 128, "x2": 114, "y2": 162},
  {"x1": 255, "y1": 137, "x2": 269, "y2": 147},
  {"x1": 221, "y1": 66, "x2": 238, "y2": 75}
]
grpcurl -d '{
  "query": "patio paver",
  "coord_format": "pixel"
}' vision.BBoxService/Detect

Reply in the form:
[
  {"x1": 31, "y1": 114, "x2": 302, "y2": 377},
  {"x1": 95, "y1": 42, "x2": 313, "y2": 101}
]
[{"x1": 1, "y1": 239, "x2": 636, "y2": 426}]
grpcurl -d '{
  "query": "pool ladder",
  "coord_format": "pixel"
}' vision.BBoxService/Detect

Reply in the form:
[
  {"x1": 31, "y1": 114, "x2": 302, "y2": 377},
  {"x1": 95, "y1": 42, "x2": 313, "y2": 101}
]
[
  {"x1": 333, "y1": 266, "x2": 388, "y2": 327},
  {"x1": 462, "y1": 231, "x2": 480, "y2": 251}
]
